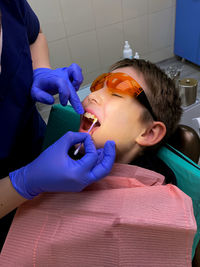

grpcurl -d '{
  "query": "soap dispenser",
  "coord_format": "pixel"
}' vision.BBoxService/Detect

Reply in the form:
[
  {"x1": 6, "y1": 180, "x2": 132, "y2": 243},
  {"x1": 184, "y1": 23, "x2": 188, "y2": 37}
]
[{"x1": 123, "y1": 41, "x2": 133, "y2": 59}]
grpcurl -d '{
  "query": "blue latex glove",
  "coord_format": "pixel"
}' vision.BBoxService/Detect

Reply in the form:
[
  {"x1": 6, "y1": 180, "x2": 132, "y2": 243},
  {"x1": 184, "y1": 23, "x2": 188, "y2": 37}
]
[
  {"x1": 31, "y1": 63, "x2": 84, "y2": 114},
  {"x1": 9, "y1": 132, "x2": 116, "y2": 199}
]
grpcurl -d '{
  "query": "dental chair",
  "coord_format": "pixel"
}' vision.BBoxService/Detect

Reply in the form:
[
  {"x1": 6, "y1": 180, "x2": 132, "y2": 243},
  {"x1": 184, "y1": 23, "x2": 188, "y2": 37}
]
[
  {"x1": 43, "y1": 104, "x2": 200, "y2": 266},
  {"x1": 165, "y1": 125, "x2": 200, "y2": 267},
  {"x1": 158, "y1": 124, "x2": 200, "y2": 267}
]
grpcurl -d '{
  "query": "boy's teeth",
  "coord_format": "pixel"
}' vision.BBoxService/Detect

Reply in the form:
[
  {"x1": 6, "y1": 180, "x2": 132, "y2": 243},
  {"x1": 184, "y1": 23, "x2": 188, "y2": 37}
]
[{"x1": 84, "y1": 112, "x2": 97, "y2": 120}]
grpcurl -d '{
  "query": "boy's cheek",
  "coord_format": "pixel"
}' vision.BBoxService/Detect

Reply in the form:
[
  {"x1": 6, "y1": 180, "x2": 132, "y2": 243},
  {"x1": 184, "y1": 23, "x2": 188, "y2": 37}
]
[
  {"x1": 92, "y1": 129, "x2": 117, "y2": 149},
  {"x1": 91, "y1": 130, "x2": 108, "y2": 149}
]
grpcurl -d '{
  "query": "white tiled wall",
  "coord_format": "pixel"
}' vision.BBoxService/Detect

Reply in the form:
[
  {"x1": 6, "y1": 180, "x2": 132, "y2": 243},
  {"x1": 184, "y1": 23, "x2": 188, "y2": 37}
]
[{"x1": 28, "y1": 0, "x2": 176, "y2": 86}]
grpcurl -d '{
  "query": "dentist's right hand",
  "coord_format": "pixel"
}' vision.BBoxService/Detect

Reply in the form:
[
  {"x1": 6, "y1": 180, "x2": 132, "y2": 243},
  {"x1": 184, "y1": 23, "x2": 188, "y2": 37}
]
[{"x1": 9, "y1": 132, "x2": 116, "y2": 199}]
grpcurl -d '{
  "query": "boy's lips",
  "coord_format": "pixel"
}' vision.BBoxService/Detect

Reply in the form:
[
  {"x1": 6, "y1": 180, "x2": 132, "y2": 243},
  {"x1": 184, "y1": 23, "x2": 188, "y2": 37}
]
[
  {"x1": 79, "y1": 108, "x2": 101, "y2": 134},
  {"x1": 84, "y1": 108, "x2": 101, "y2": 124}
]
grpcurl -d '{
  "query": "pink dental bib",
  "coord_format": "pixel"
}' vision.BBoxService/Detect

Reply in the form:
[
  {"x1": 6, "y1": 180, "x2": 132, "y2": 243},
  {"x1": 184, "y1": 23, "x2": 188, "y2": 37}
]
[{"x1": 0, "y1": 164, "x2": 196, "y2": 266}]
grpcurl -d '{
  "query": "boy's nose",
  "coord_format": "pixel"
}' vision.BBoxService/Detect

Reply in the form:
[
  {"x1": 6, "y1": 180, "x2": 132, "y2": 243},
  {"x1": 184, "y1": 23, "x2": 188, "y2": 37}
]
[{"x1": 88, "y1": 89, "x2": 105, "y2": 105}]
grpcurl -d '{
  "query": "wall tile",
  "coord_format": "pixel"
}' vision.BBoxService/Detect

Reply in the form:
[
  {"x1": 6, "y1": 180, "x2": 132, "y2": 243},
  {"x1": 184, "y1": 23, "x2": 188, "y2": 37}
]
[
  {"x1": 93, "y1": 0, "x2": 122, "y2": 28},
  {"x1": 81, "y1": 68, "x2": 107, "y2": 87},
  {"x1": 148, "y1": 7, "x2": 174, "y2": 52},
  {"x1": 48, "y1": 39, "x2": 72, "y2": 68},
  {"x1": 97, "y1": 23, "x2": 124, "y2": 68},
  {"x1": 28, "y1": 0, "x2": 66, "y2": 42},
  {"x1": 171, "y1": 6, "x2": 176, "y2": 45},
  {"x1": 172, "y1": 0, "x2": 176, "y2": 7},
  {"x1": 124, "y1": 15, "x2": 148, "y2": 55},
  {"x1": 148, "y1": 46, "x2": 174, "y2": 62},
  {"x1": 60, "y1": 0, "x2": 95, "y2": 36},
  {"x1": 122, "y1": 0, "x2": 148, "y2": 20},
  {"x1": 29, "y1": 0, "x2": 177, "y2": 70},
  {"x1": 148, "y1": 0, "x2": 173, "y2": 13},
  {"x1": 68, "y1": 31, "x2": 101, "y2": 73},
  {"x1": 36, "y1": 103, "x2": 51, "y2": 123},
  {"x1": 139, "y1": 53, "x2": 150, "y2": 60}
]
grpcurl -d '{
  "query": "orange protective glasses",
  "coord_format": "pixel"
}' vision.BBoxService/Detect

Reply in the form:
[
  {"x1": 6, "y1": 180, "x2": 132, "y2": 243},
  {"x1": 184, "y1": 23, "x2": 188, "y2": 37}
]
[{"x1": 90, "y1": 72, "x2": 157, "y2": 120}]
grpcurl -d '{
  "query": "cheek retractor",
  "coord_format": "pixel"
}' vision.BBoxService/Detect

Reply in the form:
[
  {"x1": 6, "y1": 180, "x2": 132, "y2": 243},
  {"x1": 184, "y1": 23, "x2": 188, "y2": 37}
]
[{"x1": 74, "y1": 118, "x2": 98, "y2": 155}]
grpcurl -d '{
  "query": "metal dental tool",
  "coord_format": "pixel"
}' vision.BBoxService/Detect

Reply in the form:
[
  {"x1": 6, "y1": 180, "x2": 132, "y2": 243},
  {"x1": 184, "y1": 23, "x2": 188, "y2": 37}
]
[{"x1": 74, "y1": 118, "x2": 97, "y2": 155}]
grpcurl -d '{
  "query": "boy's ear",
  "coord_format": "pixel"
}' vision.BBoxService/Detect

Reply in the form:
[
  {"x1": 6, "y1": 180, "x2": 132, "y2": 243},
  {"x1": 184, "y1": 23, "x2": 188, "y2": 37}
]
[{"x1": 136, "y1": 121, "x2": 166, "y2": 147}]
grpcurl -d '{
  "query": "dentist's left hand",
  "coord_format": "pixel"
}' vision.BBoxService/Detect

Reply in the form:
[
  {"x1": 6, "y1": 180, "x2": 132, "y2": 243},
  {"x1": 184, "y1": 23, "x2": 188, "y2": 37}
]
[
  {"x1": 31, "y1": 63, "x2": 84, "y2": 114},
  {"x1": 9, "y1": 132, "x2": 116, "y2": 199}
]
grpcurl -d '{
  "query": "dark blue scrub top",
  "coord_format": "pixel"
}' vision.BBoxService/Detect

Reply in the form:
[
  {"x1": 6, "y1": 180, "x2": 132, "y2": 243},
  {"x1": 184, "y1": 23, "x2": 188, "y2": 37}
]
[
  {"x1": 0, "y1": 0, "x2": 46, "y2": 178},
  {"x1": 0, "y1": 0, "x2": 46, "y2": 251}
]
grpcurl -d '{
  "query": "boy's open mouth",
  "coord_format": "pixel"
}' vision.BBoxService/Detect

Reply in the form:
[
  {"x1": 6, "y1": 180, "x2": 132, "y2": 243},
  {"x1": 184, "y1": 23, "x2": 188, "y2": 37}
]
[{"x1": 80, "y1": 112, "x2": 101, "y2": 132}]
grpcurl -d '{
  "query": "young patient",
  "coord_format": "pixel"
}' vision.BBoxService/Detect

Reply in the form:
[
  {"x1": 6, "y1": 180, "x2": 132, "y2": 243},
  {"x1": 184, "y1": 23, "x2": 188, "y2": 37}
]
[
  {"x1": 78, "y1": 58, "x2": 182, "y2": 184},
  {"x1": 0, "y1": 59, "x2": 196, "y2": 267}
]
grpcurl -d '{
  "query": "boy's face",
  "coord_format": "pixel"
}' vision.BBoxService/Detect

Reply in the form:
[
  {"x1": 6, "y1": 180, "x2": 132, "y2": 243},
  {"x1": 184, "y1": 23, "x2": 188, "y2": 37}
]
[{"x1": 79, "y1": 67, "x2": 150, "y2": 161}]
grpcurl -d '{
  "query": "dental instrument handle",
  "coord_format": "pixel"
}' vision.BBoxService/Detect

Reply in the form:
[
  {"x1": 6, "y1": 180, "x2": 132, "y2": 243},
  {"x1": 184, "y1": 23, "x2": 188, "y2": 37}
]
[{"x1": 74, "y1": 118, "x2": 97, "y2": 155}]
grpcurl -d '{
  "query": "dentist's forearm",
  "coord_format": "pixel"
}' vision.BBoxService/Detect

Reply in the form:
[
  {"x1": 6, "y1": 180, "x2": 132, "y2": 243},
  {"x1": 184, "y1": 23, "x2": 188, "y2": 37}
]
[
  {"x1": 0, "y1": 176, "x2": 27, "y2": 219},
  {"x1": 30, "y1": 29, "x2": 51, "y2": 70}
]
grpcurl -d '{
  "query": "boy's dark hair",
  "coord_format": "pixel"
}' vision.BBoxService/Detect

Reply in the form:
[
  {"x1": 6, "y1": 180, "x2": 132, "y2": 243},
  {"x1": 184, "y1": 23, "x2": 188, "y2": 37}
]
[{"x1": 109, "y1": 58, "x2": 182, "y2": 142}]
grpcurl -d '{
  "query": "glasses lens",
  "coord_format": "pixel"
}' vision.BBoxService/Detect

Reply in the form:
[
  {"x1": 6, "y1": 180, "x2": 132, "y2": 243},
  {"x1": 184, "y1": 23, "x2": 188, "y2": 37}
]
[
  {"x1": 90, "y1": 73, "x2": 108, "y2": 92},
  {"x1": 90, "y1": 72, "x2": 157, "y2": 120},
  {"x1": 106, "y1": 73, "x2": 143, "y2": 97}
]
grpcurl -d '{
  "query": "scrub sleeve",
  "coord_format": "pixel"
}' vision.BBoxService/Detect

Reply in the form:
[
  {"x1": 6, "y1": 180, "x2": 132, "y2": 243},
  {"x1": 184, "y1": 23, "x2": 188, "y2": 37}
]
[{"x1": 0, "y1": 0, "x2": 46, "y2": 251}]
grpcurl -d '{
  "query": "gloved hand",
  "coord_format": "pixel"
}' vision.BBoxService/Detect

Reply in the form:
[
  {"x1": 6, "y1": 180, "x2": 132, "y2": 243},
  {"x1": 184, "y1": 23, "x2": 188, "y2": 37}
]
[
  {"x1": 31, "y1": 63, "x2": 84, "y2": 114},
  {"x1": 9, "y1": 132, "x2": 116, "y2": 199}
]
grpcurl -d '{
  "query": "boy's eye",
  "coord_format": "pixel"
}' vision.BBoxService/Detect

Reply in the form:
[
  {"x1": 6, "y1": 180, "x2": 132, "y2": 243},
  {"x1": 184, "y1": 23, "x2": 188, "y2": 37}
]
[{"x1": 111, "y1": 93, "x2": 123, "y2": 98}]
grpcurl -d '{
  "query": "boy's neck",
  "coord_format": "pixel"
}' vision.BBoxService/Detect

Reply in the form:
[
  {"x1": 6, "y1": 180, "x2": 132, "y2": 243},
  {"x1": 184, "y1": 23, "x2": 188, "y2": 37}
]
[{"x1": 115, "y1": 143, "x2": 143, "y2": 164}]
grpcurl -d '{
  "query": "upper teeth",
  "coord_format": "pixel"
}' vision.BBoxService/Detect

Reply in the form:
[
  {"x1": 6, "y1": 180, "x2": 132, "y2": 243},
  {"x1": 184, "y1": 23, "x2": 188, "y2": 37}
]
[{"x1": 84, "y1": 112, "x2": 97, "y2": 120}]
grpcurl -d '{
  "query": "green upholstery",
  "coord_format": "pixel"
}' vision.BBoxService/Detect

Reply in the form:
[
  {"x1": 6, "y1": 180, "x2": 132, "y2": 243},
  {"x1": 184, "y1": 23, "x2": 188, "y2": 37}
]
[
  {"x1": 42, "y1": 104, "x2": 80, "y2": 150},
  {"x1": 43, "y1": 104, "x2": 200, "y2": 259},
  {"x1": 158, "y1": 146, "x2": 200, "y2": 259}
]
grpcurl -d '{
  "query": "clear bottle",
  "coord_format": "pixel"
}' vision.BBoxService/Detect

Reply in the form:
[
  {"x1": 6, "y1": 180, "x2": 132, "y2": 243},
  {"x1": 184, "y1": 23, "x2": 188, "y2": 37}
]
[
  {"x1": 134, "y1": 52, "x2": 140, "y2": 59},
  {"x1": 123, "y1": 41, "x2": 133, "y2": 59}
]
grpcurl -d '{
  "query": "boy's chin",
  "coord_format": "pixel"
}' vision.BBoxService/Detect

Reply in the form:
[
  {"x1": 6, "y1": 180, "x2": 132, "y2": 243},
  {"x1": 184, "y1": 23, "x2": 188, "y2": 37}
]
[{"x1": 75, "y1": 134, "x2": 105, "y2": 151}]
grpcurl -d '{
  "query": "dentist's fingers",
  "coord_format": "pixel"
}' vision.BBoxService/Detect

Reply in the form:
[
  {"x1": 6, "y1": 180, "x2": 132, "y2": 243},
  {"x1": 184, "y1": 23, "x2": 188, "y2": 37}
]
[
  {"x1": 68, "y1": 63, "x2": 84, "y2": 91},
  {"x1": 89, "y1": 141, "x2": 116, "y2": 182}
]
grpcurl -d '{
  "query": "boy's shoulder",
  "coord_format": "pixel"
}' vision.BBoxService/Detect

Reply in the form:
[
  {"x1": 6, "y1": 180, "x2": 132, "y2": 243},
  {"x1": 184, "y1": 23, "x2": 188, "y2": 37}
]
[{"x1": 130, "y1": 151, "x2": 177, "y2": 185}]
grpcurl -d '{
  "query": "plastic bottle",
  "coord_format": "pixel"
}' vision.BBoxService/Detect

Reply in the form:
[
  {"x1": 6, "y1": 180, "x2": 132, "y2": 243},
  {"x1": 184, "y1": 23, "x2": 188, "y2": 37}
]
[
  {"x1": 134, "y1": 52, "x2": 140, "y2": 59},
  {"x1": 123, "y1": 41, "x2": 133, "y2": 59}
]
